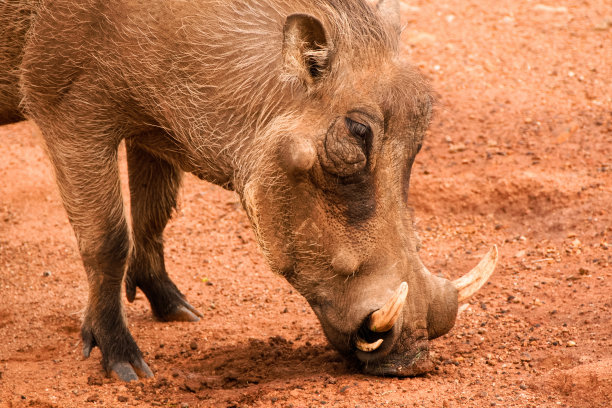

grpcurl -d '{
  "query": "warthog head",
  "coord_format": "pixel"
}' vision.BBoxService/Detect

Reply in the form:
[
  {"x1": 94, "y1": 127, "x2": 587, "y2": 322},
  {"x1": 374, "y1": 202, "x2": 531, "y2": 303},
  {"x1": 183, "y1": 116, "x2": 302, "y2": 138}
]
[{"x1": 238, "y1": 0, "x2": 497, "y2": 376}]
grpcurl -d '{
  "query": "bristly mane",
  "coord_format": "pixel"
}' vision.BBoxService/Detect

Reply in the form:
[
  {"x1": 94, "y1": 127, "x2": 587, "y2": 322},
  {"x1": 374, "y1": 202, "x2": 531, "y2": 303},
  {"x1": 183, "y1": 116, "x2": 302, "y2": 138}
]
[{"x1": 107, "y1": 0, "x2": 399, "y2": 172}]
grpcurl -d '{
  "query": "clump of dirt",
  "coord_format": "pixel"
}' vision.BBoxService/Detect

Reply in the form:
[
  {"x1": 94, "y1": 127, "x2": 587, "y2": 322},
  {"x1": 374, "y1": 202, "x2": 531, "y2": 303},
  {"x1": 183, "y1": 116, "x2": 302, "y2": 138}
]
[{"x1": 1, "y1": 1, "x2": 611, "y2": 407}]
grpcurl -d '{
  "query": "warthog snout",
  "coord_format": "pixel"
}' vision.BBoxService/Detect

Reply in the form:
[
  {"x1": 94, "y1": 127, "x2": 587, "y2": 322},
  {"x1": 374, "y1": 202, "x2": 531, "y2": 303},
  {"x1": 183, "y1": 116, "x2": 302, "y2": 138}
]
[{"x1": 309, "y1": 248, "x2": 497, "y2": 376}]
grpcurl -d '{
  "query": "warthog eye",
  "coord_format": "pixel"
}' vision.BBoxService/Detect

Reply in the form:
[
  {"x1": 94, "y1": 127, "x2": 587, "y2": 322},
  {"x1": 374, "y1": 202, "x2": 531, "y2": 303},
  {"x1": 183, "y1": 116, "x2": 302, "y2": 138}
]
[
  {"x1": 318, "y1": 117, "x2": 369, "y2": 178},
  {"x1": 345, "y1": 117, "x2": 371, "y2": 140}
]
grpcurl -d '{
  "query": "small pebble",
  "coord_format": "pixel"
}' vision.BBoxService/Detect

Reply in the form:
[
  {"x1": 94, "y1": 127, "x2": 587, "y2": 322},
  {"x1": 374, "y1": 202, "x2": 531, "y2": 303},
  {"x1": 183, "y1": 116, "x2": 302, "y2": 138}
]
[
  {"x1": 567, "y1": 340, "x2": 577, "y2": 347},
  {"x1": 42, "y1": 270, "x2": 51, "y2": 277},
  {"x1": 87, "y1": 376, "x2": 103, "y2": 386},
  {"x1": 449, "y1": 143, "x2": 466, "y2": 153},
  {"x1": 514, "y1": 250, "x2": 526, "y2": 258},
  {"x1": 593, "y1": 18, "x2": 612, "y2": 31},
  {"x1": 533, "y1": 4, "x2": 568, "y2": 13}
]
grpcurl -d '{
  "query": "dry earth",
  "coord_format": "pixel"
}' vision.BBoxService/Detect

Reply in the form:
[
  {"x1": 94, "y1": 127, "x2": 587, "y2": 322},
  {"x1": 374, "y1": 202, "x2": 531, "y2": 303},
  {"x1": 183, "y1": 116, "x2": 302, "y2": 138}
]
[{"x1": 1, "y1": 0, "x2": 611, "y2": 407}]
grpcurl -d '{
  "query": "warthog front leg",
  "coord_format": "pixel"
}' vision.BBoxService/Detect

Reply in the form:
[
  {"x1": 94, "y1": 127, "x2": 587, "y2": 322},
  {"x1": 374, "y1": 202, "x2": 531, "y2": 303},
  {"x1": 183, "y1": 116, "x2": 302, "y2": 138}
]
[
  {"x1": 43, "y1": 133, "x2": 152, "y2": 382},
  {"x1": 125, "y1": 138, "x2": 202, "y2": 322}
]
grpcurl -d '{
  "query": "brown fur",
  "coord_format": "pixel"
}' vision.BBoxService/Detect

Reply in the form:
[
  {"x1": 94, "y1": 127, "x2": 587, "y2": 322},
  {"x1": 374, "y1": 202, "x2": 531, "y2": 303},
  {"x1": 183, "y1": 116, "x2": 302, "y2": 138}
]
[
  {"x1": 1, "y1": 0, "x2": 458, "y2": 380},
  {"x1": 0, "y1": 0, "x2": 32, "y2": 124}
]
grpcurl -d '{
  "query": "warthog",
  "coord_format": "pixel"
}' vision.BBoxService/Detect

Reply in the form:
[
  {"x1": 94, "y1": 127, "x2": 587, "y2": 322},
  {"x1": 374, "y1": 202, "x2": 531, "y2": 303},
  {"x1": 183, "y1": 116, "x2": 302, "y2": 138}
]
[{"x1": 0, "y1": 0, "x2": 497, "y2": 380}]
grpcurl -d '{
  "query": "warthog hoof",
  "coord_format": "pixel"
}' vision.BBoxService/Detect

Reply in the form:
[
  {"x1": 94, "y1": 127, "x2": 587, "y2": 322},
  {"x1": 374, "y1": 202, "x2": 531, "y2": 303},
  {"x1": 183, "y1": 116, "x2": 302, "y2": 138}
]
[
  {"x1": 125, "y1": 276, "x2": 203, "y2": 322},
  {"x1": 108, "y1": 360, "x2": 154, "y2": 382},
  {"x1": 158, "y1": 302, "x2": 203, "y2": 323},
  {"x1": 81, "y1": 319, "x2": 154, "y2": 382}
]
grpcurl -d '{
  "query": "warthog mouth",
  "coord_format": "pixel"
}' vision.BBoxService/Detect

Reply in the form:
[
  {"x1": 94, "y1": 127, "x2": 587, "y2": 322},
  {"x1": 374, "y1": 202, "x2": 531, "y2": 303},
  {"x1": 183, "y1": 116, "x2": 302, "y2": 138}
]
[
  {"x1": 353, "y1": 281, "x2": 408, "y2": 356},
  {"x1": 353, "y1": 314, "x2": 400, "y2": 356},
  {"x1": 353, "y1": 309, "x2": 431, "y2": 377}
]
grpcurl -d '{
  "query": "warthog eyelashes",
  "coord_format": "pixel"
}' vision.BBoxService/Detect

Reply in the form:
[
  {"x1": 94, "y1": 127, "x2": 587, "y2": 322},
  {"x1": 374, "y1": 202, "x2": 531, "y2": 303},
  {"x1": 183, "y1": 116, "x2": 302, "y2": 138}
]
[{"x1": 345, "y1": 117, "x2": 372, "y2": 140}]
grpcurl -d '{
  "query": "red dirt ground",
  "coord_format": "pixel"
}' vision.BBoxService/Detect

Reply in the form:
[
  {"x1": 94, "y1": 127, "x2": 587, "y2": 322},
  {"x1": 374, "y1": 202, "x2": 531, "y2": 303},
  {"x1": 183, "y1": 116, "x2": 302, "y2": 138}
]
[{"x1": 1, "y1": 1, "x2": 611, "y2": 407}]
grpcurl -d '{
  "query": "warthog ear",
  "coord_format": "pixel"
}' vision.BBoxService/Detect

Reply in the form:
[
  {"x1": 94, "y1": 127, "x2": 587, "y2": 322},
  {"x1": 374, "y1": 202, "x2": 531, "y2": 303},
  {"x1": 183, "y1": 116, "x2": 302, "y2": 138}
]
[
  {"x1": 282, "y1": 13, "x2": 330, "y2": 87},
  {"x1": 367, "y1": 0, "x2": 401, "y2": 31}
]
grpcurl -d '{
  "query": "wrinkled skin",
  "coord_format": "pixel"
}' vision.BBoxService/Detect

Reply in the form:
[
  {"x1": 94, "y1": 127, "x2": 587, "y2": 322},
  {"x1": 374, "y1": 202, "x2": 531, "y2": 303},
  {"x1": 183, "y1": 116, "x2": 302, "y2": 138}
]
[{"x1": 0, "y1": 0, "x2": 480, "y2": 381}]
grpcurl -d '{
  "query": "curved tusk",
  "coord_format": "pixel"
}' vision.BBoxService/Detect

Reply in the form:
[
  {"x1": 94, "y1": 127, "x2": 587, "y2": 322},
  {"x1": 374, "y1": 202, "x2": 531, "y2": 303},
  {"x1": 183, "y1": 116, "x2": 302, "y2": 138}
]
[
  {"x1": 369, "y1": 281, "x2": 408, "y2": 332},
  {"x1": 355, "y1": 337, "x2": 384, "y2": 352},
  {"x1": 453, "y1": 245, "x2": 498, "y2": 303}
]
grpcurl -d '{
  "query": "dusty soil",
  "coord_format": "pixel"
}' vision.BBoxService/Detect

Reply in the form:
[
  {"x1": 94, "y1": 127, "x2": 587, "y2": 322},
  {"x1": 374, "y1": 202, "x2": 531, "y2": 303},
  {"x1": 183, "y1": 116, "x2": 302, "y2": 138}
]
[{"x1": 1, "y1": 1, "x2": 611, "y2": 407}]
